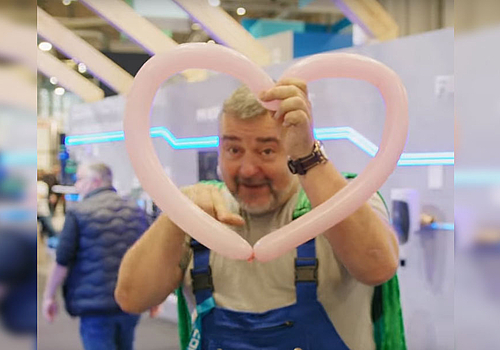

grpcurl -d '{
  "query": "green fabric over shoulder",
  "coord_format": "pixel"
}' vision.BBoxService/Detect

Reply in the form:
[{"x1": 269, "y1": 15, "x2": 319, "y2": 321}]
[{"x1": 176, "y1": 287, "x2": 192, "y2": 349}]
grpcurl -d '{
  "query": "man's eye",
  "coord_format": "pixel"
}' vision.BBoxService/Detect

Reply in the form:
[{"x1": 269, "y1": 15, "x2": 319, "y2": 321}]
[
  {"x1": 261, "y1": 149, "x2": 274, "y2": 155},
  {"x1": 228, "y1": 147, "x2": 239, "y2": 154}
]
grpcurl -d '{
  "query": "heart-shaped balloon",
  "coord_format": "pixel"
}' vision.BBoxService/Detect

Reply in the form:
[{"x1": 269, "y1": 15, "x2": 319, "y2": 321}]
[{"x1": 124, "y1": 43, "x2": 408, "y2": 262}]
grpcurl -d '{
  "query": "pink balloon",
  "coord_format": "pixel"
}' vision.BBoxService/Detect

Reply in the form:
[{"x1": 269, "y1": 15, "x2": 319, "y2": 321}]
[
  {"x1": 253, "y1": 53, "x2": 408, "y2": 261},
  {"x1": 124, "y1": 43, "x2": 408, "y2": 262}
]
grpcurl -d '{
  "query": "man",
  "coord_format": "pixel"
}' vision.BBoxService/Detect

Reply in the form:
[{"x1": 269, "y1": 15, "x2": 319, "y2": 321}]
[
  {"x1": 42, "y1": 163, "x2": 148, "y2": 350},
  {"x1": 115, "y1": 80, "x2": 402, "y2": 350}
]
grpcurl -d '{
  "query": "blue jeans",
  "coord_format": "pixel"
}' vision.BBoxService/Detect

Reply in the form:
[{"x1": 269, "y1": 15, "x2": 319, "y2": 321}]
[{"x1": 80, "y1": 313, "x2": 140, "y2": 350}]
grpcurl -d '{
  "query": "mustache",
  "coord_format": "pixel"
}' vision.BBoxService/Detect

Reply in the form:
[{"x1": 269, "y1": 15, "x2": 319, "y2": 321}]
[{"x1": 235, "y1": 177, "x2": 272, "y2": 187}]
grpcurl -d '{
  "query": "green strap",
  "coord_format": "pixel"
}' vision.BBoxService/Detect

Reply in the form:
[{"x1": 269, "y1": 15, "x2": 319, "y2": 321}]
[
  {"x1": 176, "y1": 287, "x2": 192, "y2": 350},
  {"x1": 292, "y1": 186, "x2": 312, "y2": 220},
  {"x1": 186, "y1": 297, "x2": 216, "y2": 350},
  {"x1": 375, "y1": 275, "x2": 407, "y2": 350},
  {"x1": 199, "y1": 180, "x2": 225, "y2": 189}
]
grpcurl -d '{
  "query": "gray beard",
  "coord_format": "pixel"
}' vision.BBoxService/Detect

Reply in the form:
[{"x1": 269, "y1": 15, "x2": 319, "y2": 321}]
[{"x1": 231, "y1": 178, "x2": 298, "y2": 215}]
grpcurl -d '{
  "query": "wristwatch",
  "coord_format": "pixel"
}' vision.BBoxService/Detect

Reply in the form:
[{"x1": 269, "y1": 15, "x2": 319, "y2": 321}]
[{"x1": 287, "y1": 141, "x2": 328, "y2": 175}]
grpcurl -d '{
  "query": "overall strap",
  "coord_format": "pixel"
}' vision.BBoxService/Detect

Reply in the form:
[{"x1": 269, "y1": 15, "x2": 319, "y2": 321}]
[
  {"x1": 190, "y1": 239, "x2": 214, "y2": 305},
  {"x1": 295, "y1": 238, "x2": 318, "y2": 303}
]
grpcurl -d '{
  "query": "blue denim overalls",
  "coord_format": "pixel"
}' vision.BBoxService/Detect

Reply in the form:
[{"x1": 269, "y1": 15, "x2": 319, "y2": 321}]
[{"x1": 187, "y1": 238, "x2": 351, "y2": 350}]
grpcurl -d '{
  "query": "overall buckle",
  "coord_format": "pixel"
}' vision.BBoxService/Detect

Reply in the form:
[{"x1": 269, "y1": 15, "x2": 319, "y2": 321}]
[{"x1": 294, "y1": 258, "x2": 319, "y2": 284}]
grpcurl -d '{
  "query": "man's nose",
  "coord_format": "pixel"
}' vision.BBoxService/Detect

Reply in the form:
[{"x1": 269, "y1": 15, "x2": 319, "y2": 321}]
[{"x1": 239, "y1": 155, "x2": 261, "y2": 178}]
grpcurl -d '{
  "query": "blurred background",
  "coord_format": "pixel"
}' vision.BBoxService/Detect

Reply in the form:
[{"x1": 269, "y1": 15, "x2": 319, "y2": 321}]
[
  {"x1": 0, "y1": 0, "x2": 496, "y2": 349},
  {"x1": 0, "y1": 0, "x2": 38, "y2": 349},
  {"x1": 454, "y1": 1, "x2": 500, "y2": 349}
]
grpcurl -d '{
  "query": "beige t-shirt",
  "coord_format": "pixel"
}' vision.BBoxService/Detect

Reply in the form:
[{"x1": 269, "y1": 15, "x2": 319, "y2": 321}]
[{"x1": 182, "y1": 185, "x2": 389, "y2": 350}]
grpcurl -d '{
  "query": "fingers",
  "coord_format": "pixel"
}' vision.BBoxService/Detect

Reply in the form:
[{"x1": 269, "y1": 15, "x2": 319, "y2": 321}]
[
  {"x1": 274, "y1": 96, "x2": 311, "y2": 122},
  {"x1": 43, "y1": 309, "x2": 51, "y2": 323},
  {"x1": 259, "y1": 85, "x2": 307, "y2": 102},
  {"x1": 43, "y1": 303, "x2": 49, "y2": 322},
  {"x1": 43, "y1": 302, "x2": 56, "y2": 323},
  {"x1": 182, "y1": 184, "x2": 215, "y2": 217},
  {"x1": 50, "y1": 303, "x2": 57, "y2": 321},
  {"x1": 282, "y1": 110, "x2": 311, "y2": 128},
  {"x1": 276, "y1": 78, "x2": 308, "y2": 95},
  {"x1": 258, "y1": 80, "x2": 312, "y2": 124},
  {"x1": 183, "y1": 184, "x2": 245, "y2": 226},
  {"x1": 49, "y1": 310, "x2": 55, "y2": 323},
  {"x1": 196, "y1": 186, "x2": 216, "y2": 217},
  {"x1": 211, "y1": 187, "x2": 245, "y2": 226},
  {"x1": 149, "y1": 305, "x2": 161, "y2": 318}
]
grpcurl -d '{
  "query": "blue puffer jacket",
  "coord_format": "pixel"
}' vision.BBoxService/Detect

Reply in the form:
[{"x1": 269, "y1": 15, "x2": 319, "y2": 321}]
[{"x1": 56, "y1": 187, "x2": 148, "y2": 317}]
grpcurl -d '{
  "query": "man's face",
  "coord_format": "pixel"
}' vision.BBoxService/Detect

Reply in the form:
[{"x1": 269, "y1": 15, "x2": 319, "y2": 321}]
[
  {"x1": 74, "y1": 167, "x2": 99, "y2": 198},
  {"x1": 218, "y1": 113, "x2": 297, "y2": 214}
]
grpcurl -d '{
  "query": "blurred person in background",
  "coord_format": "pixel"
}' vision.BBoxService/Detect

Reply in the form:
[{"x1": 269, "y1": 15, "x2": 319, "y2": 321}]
[
  {"x1": 37, "y1": 169, "x2": 57, "y2": 240},
  {"x1": 43, "y1": 164, "x2": 63, "y2": 216},
  {"x1": 42, "y1": 163, "x2": 149, "y2": 350}
]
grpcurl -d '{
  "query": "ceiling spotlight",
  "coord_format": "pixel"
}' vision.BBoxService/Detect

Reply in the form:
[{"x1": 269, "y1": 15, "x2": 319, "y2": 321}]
[
  {"x1": 191, "y1": 23, "x2": 202, "y2": 31},
  {"x1": 207, "y1": 40, "x2": 215, "y2": 44},
  {"x1": 54, "y1": 87, "x2": 66, "y2": 96},
  {"x1": 38, "y1": 42, "x2": 52, "y2": 51},
  {"x1": 49, "y1": 77, "x2": 58, "y2": 85},
  {"x1": 62, "y1": 0, "x2": 72, "y2": 5},
  {"x1": 208, "y1": 0, "x2": 220, "y2": 6},
  {"x1": 236, "y1": 7, "x2": 246, "y2": 16},
  {"x1": 78, "y1": 63, "x2": 87, "y2": 74}
]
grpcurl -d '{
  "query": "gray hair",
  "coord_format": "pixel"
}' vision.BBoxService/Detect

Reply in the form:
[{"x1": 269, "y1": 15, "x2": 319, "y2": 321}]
[
  {"x1": 221, "y1": 85, "x2": 268, "y2": 120},
  {"x1": 87, "y1": 163, "x2": 113, "y2": 186}
]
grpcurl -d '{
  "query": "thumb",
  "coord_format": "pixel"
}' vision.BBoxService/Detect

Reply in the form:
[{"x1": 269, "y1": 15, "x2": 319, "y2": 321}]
[
  {"x1": 149, "y1": 305, "x2": 161, "y2": 318},
  {"x1": 211, "y1": 187, "x2": 245, "y2": 226}
]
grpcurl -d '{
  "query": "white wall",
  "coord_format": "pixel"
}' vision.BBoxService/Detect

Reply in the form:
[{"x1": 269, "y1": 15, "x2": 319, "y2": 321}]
[{"x1": 455, "y1": 25, "x2": 500, "y2": 349}]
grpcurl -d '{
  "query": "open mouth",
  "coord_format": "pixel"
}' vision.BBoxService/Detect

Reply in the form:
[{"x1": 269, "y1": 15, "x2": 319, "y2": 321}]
[{"x1": 241, "y1": 183, "x2": 268, "y2": 189}]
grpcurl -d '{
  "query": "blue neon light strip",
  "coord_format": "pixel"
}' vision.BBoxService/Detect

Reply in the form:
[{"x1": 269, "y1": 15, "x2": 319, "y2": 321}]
[
  {"x1": 150, "y1": 127, "x2": 219, "y2": 149},
  {"x1": 66, "y1": 129, "x2": 219, "y2": 149},
  {"x1": 0, "y1": 152, "x2": 37, "y2": 166},
  {"x1": 64, "y1": 194, "x2": 80, "y2": 202},
  {"x1": 65, "y1": 126, "x2": 454, "y2": 166},
  {"x1": 0, "y1": 209, "x2": 35, "y2": 222},
  {"x1": 429, "y1": 222, "x2": 454, "y2": 231},
  {"x1": 65, "y1": 131, "x2": 125, "y2": 145},
  {"x1": 455, "y1": 170, "x2": 500, "y2": 186}
]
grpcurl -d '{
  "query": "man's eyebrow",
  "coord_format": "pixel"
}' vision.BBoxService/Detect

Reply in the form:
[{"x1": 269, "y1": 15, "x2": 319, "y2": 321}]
[
  {"x1": 256, "y1": 137, "x2": 279, "y2": 144},
  {"x1": 221, "y1": 135, "x2": 241, "y2": 141}
]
